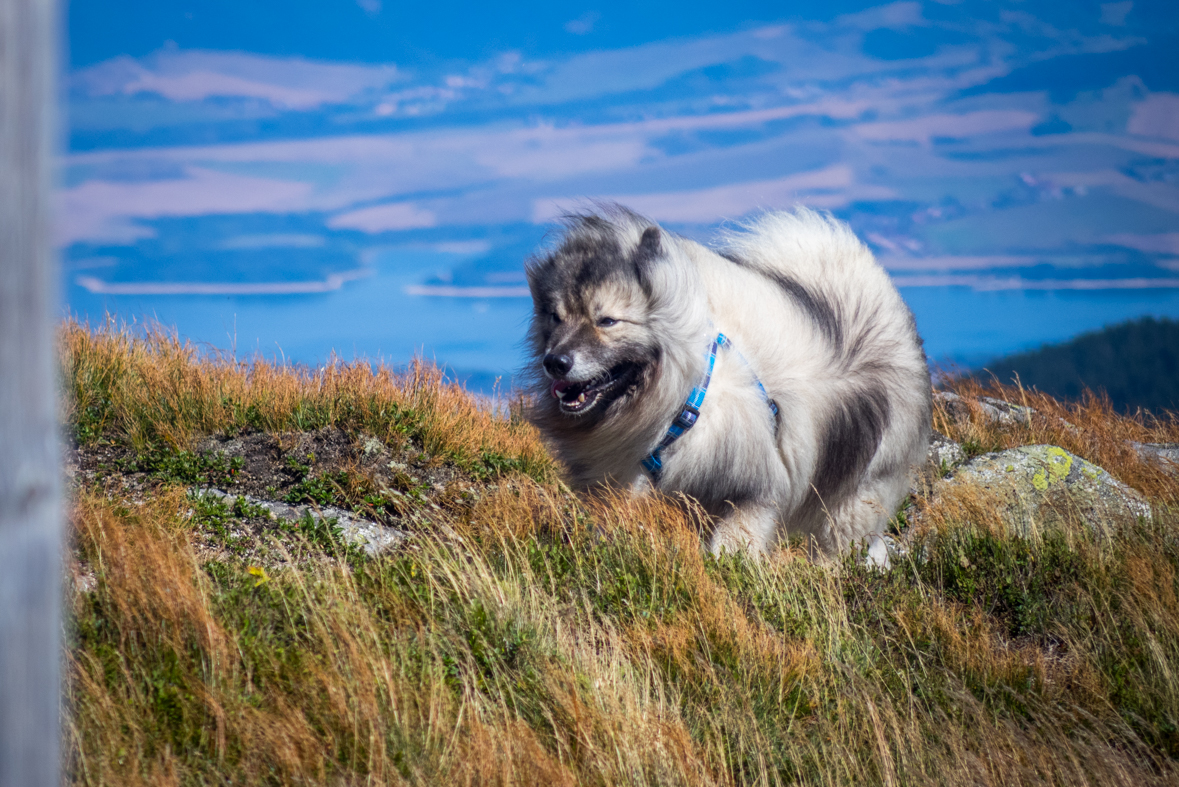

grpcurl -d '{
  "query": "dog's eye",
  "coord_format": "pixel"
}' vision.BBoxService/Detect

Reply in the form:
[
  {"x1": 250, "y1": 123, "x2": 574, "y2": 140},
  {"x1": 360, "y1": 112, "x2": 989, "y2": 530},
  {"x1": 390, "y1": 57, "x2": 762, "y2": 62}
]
[
  {"x1": 597, "y1": 317, "x2": 618, "y2": 327},
  {"x1": 550, "y1": 311, "x2": 561, "y2": 324}
]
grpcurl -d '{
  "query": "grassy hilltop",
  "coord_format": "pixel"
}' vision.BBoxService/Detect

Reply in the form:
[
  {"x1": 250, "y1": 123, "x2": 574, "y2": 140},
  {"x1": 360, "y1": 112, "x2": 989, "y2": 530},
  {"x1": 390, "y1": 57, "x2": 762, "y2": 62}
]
[{"x1": 62, "y1": 321, "x2": 1179, "y2": 787}]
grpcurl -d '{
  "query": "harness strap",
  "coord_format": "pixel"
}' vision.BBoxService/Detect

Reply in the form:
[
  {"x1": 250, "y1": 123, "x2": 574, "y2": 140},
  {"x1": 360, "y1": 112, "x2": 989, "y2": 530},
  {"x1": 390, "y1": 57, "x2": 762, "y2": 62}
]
[
  {"x1": 640, "y1": 332, "x2": 778, "y2": 484},
  {"x1": 719, "y1": 334, "x2": 779, "y2": 421}
]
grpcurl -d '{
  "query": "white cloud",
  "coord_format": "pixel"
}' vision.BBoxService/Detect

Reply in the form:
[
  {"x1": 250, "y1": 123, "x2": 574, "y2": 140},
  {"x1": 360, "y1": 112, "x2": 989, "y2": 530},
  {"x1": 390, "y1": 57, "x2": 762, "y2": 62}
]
[
  {"x1": 1103, "y1": 233, "x2": 1179, "y2": 255},
  {"x1": 55, "y1": 98, "x2": 1055, "y2": 244},
  {"x1": 564, "y1": 11, "x2": 600, "y2": 35},
  {"x1": 59, "y1": 167, "x2": 314, "y2": 245},
  {"x1": 403, "y1": 284, "x2": 530, "y2": 298},
  {"x1": 75, "y1": 268, "x2": 370, "y2": 295},
  {"x1": 65, "y1": 121, "x2": 660, "y2": 221},
  {"x1": 533, "y1": 165, "x2": 897, "y2": 224},
  {"x1": 1127, "y1": 93, "x2": 1179, "y2": 141},
  {"x1": 61, "y1": 84, "x2": 1179, "y2": 245},
  {"x1": 1060, "y1": 171, "x2": 1179, "y2": 214},
  {"x1": 59, "y1": 14, "x2": 1173, "y2": 250},
  {"x1": 626, "y1": 97, "x2": 874, "y2": 134},
  {"x1": 880, "y1": 255, "x2": 1042, "y2": 271},
  {"x1": 836, "y1": 1, "x2": 927, "y2": 31},
  {"x1": 125, "y1": 69, "x2": 332, "y2": 108},
  {"x1": 327, "y1": 202, "x2": 437, "y2": 232},
  {"x1": 219, "y1": 233, "x2": 326, "y2": 249},
  {"x1": 1100, "y1": 2, "x2": 1133, "y2": 26},
  {"x1": 852, "y1": 110, "x2": 1040, "y2": 144},
  {"x1": 470, "y1": 125, "x2": 650, "y2": 178},
  {"x1": 432, "y1": 240, "x2": 492, "y2": 254},
  {"x1": 1023, "y1": 131, "x2": 1179, "y2": 159},
  {"x1": 489, "y1": 22, "x2": 879, "y2": 110},
  {"x1": 890, "y1": 274, "x2": 1179, "y2": 290},
  {"x1": 68, "y1": 6, "x2": 1146, "y2": 130},
  {"x1": 75, "y1": 47, "x2": 400, "y2": 109}
]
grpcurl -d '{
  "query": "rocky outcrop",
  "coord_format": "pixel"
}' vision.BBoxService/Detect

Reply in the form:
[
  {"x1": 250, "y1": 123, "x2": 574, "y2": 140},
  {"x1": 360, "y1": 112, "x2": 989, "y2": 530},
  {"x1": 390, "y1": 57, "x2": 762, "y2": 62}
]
[
  {"x1": 934, "y1": 391, "x2": 1035, "y2": 427},
  {"x1": 913, "y1": 430, "x2": 968, "y2": 497},
  {"x1": 937, "y1": 445, "x2": 1151, "y2": 536},
  {"x1": 934, "y1": 390, "x2": 1177, "y2": 480},
  {"x1": 200, "y1": 488, "x2": 407, "y2": 556},
  {"x1": 927, "y1": 430, "x2": 966, "y2": 470},
  {"x1": 1129, "y1": 442, "x2": 1179, "y2": 476}
]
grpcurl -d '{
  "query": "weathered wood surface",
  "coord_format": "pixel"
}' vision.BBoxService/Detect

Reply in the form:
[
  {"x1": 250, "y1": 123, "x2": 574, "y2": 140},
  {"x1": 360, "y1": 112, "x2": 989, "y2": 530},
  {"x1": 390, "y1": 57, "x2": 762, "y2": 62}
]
[{"x1": 0, "y1": 0, "x2": 62, "y2": 784}]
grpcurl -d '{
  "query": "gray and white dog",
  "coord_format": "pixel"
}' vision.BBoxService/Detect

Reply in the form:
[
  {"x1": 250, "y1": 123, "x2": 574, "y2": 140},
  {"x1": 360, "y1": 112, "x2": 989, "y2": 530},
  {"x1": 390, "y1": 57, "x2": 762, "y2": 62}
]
[{"x1": 524, "y1": 205, "x2": 931, "y2": 562}]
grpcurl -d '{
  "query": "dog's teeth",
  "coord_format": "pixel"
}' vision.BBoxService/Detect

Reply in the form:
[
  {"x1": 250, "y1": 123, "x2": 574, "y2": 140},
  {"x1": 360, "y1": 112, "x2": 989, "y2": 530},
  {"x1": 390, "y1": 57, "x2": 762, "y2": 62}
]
[{"x1": 576, "y1": 393, "x2": 586, "y2": 403}]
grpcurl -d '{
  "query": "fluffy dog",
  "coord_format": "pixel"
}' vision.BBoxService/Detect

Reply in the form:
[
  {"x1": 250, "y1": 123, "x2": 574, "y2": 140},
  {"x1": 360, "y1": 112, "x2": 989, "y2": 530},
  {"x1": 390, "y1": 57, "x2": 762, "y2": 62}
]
[{"x1": 524, "y1": 205, "x2": 931, "y2": 561}]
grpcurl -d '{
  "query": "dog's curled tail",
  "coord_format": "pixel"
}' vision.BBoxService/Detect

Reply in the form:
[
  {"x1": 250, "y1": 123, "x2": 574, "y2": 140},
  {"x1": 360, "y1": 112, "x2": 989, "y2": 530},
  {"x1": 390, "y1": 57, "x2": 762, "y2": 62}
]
[{"x1": 717, "y1": 206, "x2": 888, "y2": 293}]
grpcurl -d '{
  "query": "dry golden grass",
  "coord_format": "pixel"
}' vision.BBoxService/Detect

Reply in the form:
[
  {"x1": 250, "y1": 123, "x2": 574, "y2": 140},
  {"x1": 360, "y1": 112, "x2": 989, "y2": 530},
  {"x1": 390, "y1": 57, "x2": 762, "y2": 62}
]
[
  {"x1": 934, "y1": 375, "x2": 1179, "y2": 505},
  {"x1": 63, "y1": 322, "x2": 1179, "y2": 786},
  {"x1": 60, "y1": 318, "x2": 553, "y2": 479}
]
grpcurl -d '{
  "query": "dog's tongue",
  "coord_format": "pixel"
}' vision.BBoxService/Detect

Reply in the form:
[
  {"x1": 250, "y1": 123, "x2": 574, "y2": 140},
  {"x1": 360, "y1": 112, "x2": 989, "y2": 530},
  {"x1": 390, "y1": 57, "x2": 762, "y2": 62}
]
[{"x1": 550, "y1": 379, "x2": 570, "y2": 399}]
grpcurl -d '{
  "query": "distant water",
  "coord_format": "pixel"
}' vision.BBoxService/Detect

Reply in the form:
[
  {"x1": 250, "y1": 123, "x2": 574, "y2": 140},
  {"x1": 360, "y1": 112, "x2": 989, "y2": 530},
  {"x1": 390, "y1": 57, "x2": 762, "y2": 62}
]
[
  {"x1": 901, "y1": 286, "x2": 1179, "y2": 372},
  {"x1": 66, "y1": 249, "x2": 1179, "y2": 394}
]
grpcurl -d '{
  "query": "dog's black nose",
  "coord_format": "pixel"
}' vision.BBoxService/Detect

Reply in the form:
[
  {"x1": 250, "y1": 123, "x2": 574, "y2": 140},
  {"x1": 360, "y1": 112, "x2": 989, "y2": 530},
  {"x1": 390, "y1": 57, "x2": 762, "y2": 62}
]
[{"x1": 543, "y1": 353, "x2": 573, "y2": 377}]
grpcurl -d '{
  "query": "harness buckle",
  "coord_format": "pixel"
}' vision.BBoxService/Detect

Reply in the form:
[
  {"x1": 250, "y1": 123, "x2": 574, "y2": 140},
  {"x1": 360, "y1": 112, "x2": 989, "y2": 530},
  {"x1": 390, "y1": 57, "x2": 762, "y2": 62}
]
[{"x1": 672, "y1": 404, "x2": 699, "y2": 431}]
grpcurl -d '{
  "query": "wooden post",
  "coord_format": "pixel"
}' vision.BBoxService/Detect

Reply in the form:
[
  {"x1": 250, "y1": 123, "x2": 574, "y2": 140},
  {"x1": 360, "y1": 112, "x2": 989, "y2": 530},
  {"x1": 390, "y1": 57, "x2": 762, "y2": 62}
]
[{"x1": 0, "y1": 0, "x2": 62, "y2": 784}]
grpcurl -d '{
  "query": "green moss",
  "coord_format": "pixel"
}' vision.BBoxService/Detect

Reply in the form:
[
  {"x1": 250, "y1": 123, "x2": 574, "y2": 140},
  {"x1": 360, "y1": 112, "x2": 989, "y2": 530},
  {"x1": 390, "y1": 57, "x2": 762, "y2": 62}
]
[
  {"x1": 284, "y1": 470, "x2": 353, "y2": 508},
  {"x1": 119, "y1": 444, "x2": 243, "y2": 486}
]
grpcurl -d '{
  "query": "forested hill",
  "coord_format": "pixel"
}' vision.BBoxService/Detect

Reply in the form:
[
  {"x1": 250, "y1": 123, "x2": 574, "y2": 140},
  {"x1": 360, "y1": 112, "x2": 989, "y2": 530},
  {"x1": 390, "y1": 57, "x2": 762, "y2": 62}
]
[{"x1": 977, "y1": 317, "x2": 1179, "y2": 414}]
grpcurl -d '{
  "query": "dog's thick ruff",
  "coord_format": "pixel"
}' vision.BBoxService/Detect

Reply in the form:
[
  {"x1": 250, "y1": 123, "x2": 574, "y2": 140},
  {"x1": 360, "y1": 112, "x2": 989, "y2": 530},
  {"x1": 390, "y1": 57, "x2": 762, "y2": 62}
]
[{"x1": 525, "y1": 205, "x2": 932, "y2": 558}]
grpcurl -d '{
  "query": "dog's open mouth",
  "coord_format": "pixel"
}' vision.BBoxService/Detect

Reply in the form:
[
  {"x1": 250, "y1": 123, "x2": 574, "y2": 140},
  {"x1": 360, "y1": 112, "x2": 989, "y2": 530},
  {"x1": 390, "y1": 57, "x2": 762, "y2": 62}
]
[{"x1": 550, "y1": 362, "x2": 639, "y2": 415}]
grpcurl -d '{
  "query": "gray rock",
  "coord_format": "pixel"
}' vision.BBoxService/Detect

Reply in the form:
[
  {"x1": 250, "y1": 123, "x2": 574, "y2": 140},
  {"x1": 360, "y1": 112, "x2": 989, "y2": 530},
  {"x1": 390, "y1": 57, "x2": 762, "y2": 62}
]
[
  {"x1": 927, "y1": 430, "x2": 966, "y2": 470},
  {"x1": 199, "y1": 489, "x2": 408, "y2": 556},
  {"x1": 934, "y1": 392, "x2": 1174, "y2": 476},
  {"x1": 978, "y1": 396, "x2": 1036, "y2": 425},
  {"x1": 933, "y1": 391, "x2": 969, "y2": 424},
  {"x1": 940, "y1": 445, "x2": 1151, "y2": 536},
  {"x1": 910, "y1": 431, "x2": 967, "y2": 497},
  {"x1": 1129, "y1": 442, "x2": 1179, "y2": 476},
  {"x1": 934, "y1": 391, "x2": 1035, "y2": 427}
]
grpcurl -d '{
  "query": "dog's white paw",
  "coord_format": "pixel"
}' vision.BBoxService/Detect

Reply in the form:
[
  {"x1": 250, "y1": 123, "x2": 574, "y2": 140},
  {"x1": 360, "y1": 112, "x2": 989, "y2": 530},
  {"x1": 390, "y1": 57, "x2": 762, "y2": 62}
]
[{"x1": 865, "y1": 534, "x2": 891, "y2": 571}]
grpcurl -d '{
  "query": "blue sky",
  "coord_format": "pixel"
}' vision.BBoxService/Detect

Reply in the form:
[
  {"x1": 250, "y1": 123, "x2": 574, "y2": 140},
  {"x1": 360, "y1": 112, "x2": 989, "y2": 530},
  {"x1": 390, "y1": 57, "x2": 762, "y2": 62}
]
[{"x1": 62, "y1": 0, "x2": 1179, "y2": 386}]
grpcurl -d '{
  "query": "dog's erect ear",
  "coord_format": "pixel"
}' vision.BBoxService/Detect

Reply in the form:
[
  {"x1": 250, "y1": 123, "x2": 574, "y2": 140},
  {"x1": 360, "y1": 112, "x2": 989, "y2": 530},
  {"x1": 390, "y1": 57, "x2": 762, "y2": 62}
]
[
  {"x1": 635, "y1": 226, "x2": 661, "y2": 263},
  {"x1": 632, "y1": 226, "x2": 662, "y2": 293}
]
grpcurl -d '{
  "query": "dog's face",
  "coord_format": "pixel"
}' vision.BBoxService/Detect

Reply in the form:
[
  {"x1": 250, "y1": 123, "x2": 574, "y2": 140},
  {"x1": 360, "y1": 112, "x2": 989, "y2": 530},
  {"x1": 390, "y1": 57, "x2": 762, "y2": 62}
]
[{"x1": 527, "y1": 222, "x2": 664, "y2": 422}]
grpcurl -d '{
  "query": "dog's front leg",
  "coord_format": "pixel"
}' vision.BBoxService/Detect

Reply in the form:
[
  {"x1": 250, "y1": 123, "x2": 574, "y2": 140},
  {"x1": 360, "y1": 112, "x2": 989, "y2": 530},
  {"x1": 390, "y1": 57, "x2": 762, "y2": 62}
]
[
  {"x1": 628, "y1": 472, "x2": 655, "y2": 498},
  {"x1": 707, "y1": 501, "x2": 778, "y2": 555}
]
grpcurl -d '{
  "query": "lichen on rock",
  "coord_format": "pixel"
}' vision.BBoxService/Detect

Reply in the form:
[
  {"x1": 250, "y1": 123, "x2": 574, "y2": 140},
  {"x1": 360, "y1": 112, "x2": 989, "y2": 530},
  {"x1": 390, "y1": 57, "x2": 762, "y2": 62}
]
[{"x1": 936, "y1": 444, "x2": 1151, "y2": 537}]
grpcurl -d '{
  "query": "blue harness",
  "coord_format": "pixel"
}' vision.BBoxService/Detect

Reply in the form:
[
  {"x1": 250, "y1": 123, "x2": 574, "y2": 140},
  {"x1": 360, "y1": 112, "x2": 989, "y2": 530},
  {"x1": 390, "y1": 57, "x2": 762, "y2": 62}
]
[{"x1": 640, "y1": 332, "x2": 778, "y2": 484}]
